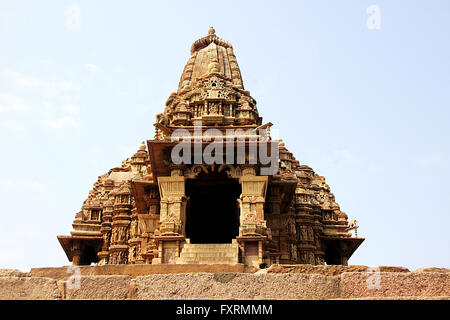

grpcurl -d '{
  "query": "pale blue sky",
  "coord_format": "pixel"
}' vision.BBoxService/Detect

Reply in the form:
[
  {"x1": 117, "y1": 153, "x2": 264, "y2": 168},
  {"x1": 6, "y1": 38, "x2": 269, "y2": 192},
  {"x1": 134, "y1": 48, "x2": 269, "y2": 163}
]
[{"x1": 0, "y1": 1, "x2": 449, "y2": 271}]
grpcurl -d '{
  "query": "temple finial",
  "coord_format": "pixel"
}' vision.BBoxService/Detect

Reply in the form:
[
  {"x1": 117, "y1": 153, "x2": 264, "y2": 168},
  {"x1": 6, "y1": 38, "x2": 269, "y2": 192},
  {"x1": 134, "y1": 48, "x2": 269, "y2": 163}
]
[{"x1": 208, "y1": 26, "x2": 215, "y2": 35}]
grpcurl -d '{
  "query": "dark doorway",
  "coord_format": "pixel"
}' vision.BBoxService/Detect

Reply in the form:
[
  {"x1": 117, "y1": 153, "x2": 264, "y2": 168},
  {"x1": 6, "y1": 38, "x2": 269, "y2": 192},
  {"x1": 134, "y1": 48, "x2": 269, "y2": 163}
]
[
  {"x1": 79, "y1": 244, "x2": 99, "y2": 265},
  {"x1": 185, "y1": 171, "x2": 241, "y2": 243},
  {"x1": 324, "y1": 241, "x2": 342, "y2": 265}
]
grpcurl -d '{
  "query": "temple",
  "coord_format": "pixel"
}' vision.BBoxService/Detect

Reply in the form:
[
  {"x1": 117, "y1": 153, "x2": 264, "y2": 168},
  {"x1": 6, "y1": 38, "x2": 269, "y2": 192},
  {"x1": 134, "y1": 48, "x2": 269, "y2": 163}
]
[{"x1": 58, "y1": 28, "x2": 364, "y2": 267}]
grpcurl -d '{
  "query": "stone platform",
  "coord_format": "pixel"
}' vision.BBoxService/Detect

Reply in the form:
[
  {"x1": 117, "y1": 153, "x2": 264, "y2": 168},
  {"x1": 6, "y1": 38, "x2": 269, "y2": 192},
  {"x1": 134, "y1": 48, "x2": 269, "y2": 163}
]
[
  {"x1": 0, "y1": 265, "x2": 448, "y2": 300},
  {"x1": 176, "y1": 243, "x2": 239, "y2": 264},
  {"x1": 29, "y1": 263, "x2": 255, "y2": 280}
]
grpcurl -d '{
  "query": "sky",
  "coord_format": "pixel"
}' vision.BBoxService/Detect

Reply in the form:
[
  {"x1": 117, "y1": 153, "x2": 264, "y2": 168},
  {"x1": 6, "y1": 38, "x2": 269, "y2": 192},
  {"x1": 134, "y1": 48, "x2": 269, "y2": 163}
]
[{"x1": 0, "y1": 0, "x2": 449, "y2": 272}]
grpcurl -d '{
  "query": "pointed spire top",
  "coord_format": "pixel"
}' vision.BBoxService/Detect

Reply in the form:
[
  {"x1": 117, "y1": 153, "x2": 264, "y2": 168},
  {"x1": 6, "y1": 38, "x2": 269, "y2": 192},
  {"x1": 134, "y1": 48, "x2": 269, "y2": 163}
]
[{"x1": 190, "y1": 26, "x2": 232, "y2": 55}]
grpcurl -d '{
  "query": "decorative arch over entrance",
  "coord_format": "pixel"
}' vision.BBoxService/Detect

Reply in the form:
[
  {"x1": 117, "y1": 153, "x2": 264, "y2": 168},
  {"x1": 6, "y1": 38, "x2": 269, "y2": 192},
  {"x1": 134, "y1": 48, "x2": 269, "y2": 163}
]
[{"x1": 185, "y1": 171, "x2": 241, "y2": 243}]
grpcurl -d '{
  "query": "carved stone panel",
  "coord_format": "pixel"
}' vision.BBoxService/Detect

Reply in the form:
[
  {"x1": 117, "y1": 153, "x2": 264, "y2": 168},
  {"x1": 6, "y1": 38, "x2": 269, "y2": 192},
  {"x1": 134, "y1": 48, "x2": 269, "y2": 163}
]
[{"x1": 157, "y1": 176, "x2": 187, "y2": 235}]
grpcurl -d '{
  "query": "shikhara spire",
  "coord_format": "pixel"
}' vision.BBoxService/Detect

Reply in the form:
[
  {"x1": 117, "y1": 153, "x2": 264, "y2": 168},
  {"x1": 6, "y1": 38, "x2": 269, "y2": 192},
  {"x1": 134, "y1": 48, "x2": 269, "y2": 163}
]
[{"x1": 156, "y1": 28, "x2": 257, "y2": 129}]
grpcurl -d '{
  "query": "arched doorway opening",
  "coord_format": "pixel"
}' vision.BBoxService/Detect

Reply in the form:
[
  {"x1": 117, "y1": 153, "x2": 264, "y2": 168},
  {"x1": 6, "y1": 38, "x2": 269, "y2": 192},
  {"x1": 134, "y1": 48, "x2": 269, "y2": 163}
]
[{"x1": 185, "y1": 171, "x2": 241, "y2": 244}]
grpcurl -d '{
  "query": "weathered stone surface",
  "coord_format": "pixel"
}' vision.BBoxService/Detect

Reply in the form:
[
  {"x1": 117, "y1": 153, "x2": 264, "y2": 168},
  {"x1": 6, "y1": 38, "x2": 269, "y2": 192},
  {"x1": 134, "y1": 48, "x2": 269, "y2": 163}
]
[
  {"x1": 414, "y1": 267, "x2": 450, "y2": 273},
  {"x1": 30, "y1": 264, "x2": 256, "y2": 280},
  {"x1": 1, "y1": 268, "x2": 449, "y2": 300},
  {"x1": 30, "y1": 266, "x2": 74, "y2": 281},
  {"x1": 65, "y1": 275, "x2": 132, "y2": 300},
  {"x1": 0, "y1": 269, "x2": 29, "y2": 277},
  {"x1": 0, "y1": 277, "x2": 61, "y2": 300},
  {"x1": 340, "y1": 272, "x2": 450, "y2": 299},
  {"x1": 133, "y1": 273, "x2": 340, "y2": 300},
  {"x1": 267, "y1": 264, "x2": 409, "y2": 276}
]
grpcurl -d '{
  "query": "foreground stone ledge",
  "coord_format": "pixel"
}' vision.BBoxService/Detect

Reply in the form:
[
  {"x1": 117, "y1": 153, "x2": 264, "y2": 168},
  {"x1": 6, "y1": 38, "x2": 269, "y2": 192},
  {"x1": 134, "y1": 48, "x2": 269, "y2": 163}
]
[
  {"x1": 0, "y1": 269, "x2": 30, "y2": 277},
  {"x1": 0, "y1": 277, "x2": 61, "y2": 300},
  {"x1": 266, "y1": 264, "x2": 410, "y2": 276},
  {"x1": 64, "y1": 275, "x2": 132, "y2": 300},
  {"x1": 413, "y1": 267, "x2": 450, "y2": 273},
  {"x1": 1, "y1": 265, "x2": 448, "y2": 300},
  {"x1": 133, "y1": 273, "x2": 340, "y2": 300},
  {"x1": 30, "y1": 263, "x2": 255, "y2": 280},
  {"x1": 340, "y1": 272, "x2": 450, "y2": 299}
]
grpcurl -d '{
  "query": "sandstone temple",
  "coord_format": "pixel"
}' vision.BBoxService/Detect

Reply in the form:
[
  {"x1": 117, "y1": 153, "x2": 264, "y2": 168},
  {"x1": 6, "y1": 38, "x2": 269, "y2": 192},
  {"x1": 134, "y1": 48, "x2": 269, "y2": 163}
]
[{"x1": 58, "y1": 27, "x2": 364, "y2": 268}]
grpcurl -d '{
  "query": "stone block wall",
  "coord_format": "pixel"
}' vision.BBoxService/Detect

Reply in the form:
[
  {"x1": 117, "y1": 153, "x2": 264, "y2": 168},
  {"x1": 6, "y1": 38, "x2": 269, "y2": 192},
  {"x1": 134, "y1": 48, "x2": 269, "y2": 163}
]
[{"x1": 0, "y1": 265, "x2": 448, "y2": 300}]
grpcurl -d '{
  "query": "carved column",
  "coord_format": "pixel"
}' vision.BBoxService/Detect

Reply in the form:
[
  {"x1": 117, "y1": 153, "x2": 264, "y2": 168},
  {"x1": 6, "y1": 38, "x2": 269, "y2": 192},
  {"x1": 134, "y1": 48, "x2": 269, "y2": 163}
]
[
  {"x1": 158, "y1": 174, "x2": 187, "y2": 236},
  {"x1": 294, "y1": 185, "x2": 318, "y2": 265},
  {"x1": 238, "y1": 167, "x2": 268, "y2": 236},
  {"x1": 236, "y1": 167, "x2": 269, "y2": 267},
  {"x1": 109, "y1": 184, "x2": 132, "y2": 264},
  {"x1": 138, "y1": 186, "x2": 160, "y2": 264},
  {"x1": 154, "y1": 168, "x2": 187, "y2": 264},
  {"x1": 127, "y1": 207, "x2": 140, "y2": 264},
  {"x1": 97, "y1": 197, "x2": 113, "y2": 265},
  {"x1": 71, "y1": 241, "x2": 81, "y2": 266}
]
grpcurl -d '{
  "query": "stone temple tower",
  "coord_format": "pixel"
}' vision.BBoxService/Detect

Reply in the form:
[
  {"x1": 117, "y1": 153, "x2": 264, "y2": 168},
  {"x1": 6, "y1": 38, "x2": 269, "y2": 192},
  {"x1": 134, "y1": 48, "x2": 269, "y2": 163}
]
[{"x1": 58, "y1": 28, "x2": 364, "y2": 267}]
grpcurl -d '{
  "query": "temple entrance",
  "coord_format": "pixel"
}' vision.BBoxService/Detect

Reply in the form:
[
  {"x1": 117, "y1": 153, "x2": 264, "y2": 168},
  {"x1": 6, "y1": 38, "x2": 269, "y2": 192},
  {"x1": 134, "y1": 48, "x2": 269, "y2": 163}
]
[{"x1": 185, "y1": 171, "x2": 241, "y2": 244}]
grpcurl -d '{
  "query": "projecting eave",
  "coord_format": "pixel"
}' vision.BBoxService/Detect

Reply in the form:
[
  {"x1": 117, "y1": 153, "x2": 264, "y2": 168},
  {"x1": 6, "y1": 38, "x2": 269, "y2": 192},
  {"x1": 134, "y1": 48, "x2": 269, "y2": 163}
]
[
  {"x1": 57, "y1": 235, "x2": 102, "y2": 262},
  {"x1": 321, "y1": 236, "x2": 365, "y2": 260}
]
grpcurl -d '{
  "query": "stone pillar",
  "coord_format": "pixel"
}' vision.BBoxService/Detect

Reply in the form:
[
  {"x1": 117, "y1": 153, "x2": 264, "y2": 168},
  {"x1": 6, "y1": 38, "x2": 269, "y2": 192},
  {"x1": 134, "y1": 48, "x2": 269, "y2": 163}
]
[
  {"x1": 127, "y1": 208, "x2": 140, "y2": 264},
  {"x1": 72, "y1": 251, "x2": 81, "y2": 266},
  {"x1": 238, "y1": 167, "x2": 268, "y2": 236},
  {"x1": 71, "y1": 241, "x2": 81, "y2": 266},
  {"x1": 341, "y1": 256, "x2": 348, "y2": 266},
  {"x1": 97, "y1": 198, "x2": 113, "y2": 265},
  {"x1": 258, "y1": 241, "x2": 263, "y2": 264},
  {"x1": 157, "y1": 173, "x2": 187, "y2": 236},
  {"x1": 236, "y1": 167, "x2": 269, "y2": 267},
  {"x1": 137, "y1": 186, "x2": 160, "y2": 264},
  {"x1": 154, "y1": 168, "x2": 187, "y2": 264},
  {"x1": 109, "y1": 184, "x2": 132, "y2": 264},
  {"x1": 158, "y1": 242, "x2": 163, "y2": 259}
]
